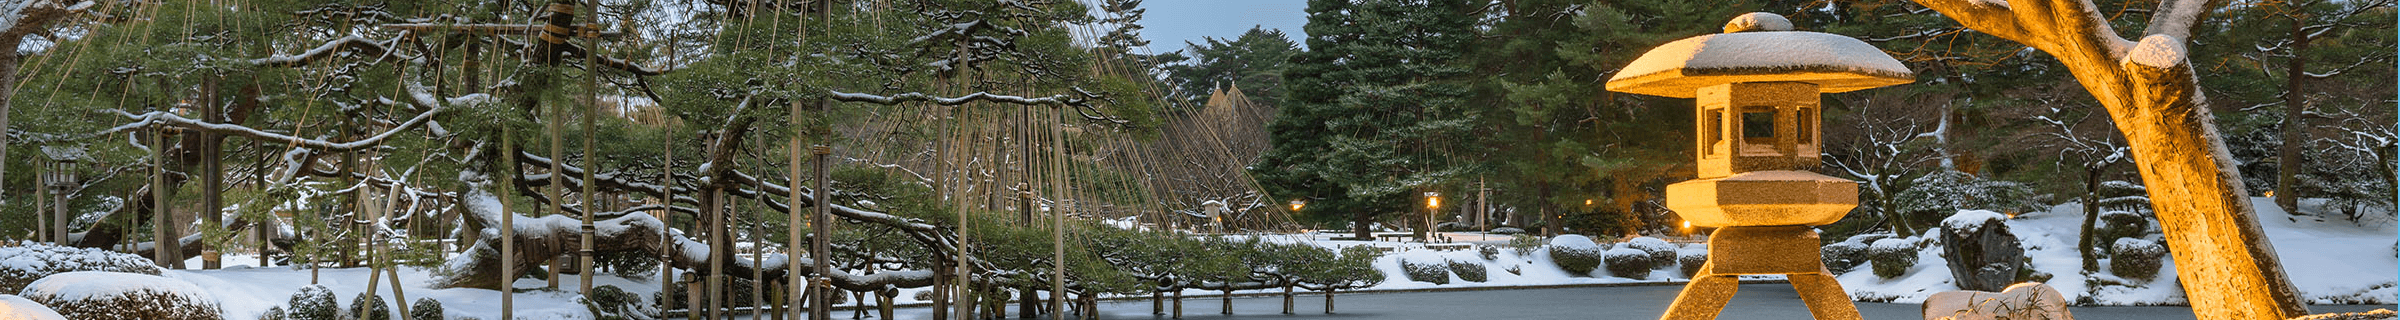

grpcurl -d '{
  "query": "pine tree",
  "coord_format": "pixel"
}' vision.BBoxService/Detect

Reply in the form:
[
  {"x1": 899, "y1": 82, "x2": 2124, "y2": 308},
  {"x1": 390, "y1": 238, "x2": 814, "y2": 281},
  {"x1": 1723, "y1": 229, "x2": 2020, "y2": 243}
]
[{"x1": 1257, "y1": 0, "x2": 1480, "y2": 239}]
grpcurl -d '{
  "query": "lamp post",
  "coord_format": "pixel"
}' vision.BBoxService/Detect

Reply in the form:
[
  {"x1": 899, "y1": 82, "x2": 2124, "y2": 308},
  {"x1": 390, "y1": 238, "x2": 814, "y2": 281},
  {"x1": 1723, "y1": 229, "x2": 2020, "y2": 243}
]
[
  {"x1": 43, "y1": 146, "x2": 84, "y2": 245},
  {"x1": 1422, "y1": 192, "x2": 1439, "y2": 242},
  {"x1": 1605, "y1": 13, "x2": 1913, "y2": 320}
]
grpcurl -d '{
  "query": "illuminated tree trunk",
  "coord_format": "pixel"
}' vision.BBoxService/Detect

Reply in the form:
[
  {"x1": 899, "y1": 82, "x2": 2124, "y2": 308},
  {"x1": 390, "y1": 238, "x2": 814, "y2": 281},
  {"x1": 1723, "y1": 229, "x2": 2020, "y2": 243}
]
[{"x1": 1910, "y1": 0, "x2": 2309, "y2": 318}]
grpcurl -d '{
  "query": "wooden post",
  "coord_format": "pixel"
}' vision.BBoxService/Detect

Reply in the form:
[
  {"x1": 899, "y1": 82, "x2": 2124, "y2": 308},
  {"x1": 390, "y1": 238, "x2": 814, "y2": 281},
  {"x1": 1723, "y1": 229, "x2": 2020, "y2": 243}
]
[
  {"x1": 153, "y1": 127, "x2": 178, "y2": 269},
  {"x1": 577, "y1": 0, "x2": 601, "y2": 296},
  {"x1": 499, "y1": 126, "x2": 519, "y2": 320},
  {"x1": 200, "y1": 75, "x2": 223, "y2": 270},
  {"x1": 811, "y1": 144, "x2": 831, "y2": 320},
  {"x1": 34, "y1": 162, "x2": 45, "y2": 243}
]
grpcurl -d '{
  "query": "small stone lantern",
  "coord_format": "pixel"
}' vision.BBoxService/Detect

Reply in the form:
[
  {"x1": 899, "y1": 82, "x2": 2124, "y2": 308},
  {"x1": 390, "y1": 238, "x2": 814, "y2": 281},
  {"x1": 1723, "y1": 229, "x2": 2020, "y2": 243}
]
[
  {"x1": 1605, "y1": 13, "x2": 1912, "y2": 320},
  {"x1": 42, "y1": 146, "x2": 87, "y2": 245}
]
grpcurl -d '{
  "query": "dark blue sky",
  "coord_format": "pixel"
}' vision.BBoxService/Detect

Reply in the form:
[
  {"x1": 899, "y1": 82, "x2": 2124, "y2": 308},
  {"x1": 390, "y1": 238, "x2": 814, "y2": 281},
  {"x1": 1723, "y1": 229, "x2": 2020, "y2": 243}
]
[{"x1": 1129, "y1": 0, "x2": 1310, "y2": 54}]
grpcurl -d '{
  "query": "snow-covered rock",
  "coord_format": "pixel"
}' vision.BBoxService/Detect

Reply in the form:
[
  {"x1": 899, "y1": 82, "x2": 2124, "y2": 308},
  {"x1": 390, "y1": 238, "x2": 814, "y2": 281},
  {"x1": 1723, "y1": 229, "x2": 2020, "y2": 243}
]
[
  {"x1": 18, "y1": 271, "x2": 222, "y2": 320},
  {"x1": 1939, "y1": 210, "x2": 2007, "y2": 234},
  {"x1": 1938, "y1": 210, "x2": 2023, "y2": 291},
  {"x1": 0, "y1": 294, "x2": 66, "y2": 320}
]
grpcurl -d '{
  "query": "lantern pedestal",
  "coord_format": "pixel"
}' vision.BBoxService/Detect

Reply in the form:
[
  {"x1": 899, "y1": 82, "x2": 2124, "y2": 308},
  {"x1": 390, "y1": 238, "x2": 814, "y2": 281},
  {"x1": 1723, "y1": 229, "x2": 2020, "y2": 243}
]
[{"x1": 1661, "y1": 226, "x2": 1860, "y2": 320}]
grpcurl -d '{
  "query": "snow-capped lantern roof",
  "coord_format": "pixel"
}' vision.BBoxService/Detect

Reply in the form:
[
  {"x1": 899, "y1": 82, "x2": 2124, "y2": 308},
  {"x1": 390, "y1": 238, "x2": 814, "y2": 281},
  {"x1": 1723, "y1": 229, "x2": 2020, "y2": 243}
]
[{"x1": 1605, "y1": 12, "x2": 1914, "y2": 99}]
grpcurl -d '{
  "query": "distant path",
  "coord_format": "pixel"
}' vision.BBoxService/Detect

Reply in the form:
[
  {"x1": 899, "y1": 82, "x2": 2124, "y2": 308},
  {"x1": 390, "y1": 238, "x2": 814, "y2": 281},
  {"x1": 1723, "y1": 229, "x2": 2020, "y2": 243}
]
[{"x1": 856, "y1": 284, "x2": 2392, "y2": 320}]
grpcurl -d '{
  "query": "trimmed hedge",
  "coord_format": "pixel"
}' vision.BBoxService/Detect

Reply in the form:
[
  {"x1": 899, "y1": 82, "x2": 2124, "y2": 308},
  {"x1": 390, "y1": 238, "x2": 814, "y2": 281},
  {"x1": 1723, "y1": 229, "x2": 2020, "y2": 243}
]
[
  {"x1": 1868, "y1": 239, "x2": 1917, "y2": 279},
  {"x1": 2110, "y1": 238, "x2": 2166, "y2": 281}
]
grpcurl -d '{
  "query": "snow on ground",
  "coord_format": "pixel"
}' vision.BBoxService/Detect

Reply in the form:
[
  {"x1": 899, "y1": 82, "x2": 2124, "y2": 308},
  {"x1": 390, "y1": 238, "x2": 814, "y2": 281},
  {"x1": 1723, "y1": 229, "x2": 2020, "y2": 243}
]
[
  {"x1": 1838, "y1": 197, "x2": 2395, "y2": 306},
  {"x1": 15, "y1": 196, "x2": 2384, "y2": 319}
]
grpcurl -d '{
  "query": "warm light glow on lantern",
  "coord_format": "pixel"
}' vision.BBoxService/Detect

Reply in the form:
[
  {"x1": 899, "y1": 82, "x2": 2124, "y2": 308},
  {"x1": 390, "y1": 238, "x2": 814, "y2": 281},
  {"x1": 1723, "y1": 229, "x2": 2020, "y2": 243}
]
[
  {"x1": 1290, "y1": 200, "x2": 1306, "y2": 211},
  {"x1": 1426, "y1": 195, "x2": 1441, "y2": 209}
]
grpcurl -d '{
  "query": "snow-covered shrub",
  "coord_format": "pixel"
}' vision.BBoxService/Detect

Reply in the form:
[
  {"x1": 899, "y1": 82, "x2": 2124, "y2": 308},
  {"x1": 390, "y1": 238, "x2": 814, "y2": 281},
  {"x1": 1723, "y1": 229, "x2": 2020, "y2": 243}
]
[
  {"x1": 1398, "y1": 253, "x2": 1450, "y2": 284},
  {"x1": 1489, "y1": 227, "x2": 1526, "y2": 235},
  {"x1": 1, "y1": 294, "x2": 67, "y2": 320},
  {"x1": 345, "y1": 293, "x2": 389, "y2": 320},
  {"x1": 1547, "y1": 235, "x2": 1606, "y2": 275},
  {"x1": 594, "y1": 249, "x2": 662, "y2": 280},
  {"x1": 1623, "y1": 237, "x2": 1678, "y2": 264},
  {"x1": 256, "y1": 306, "x2": 287, "y2": 320},
  {"x1": 581, "y1": 285, "x2": 652, "y2": 320},
  {"x1": 409, "y1": 298, "x2": 443, "y2": 320},
  {"x1": 1895, "y1": 170, "x2": 2045, "y2": 218},
  {"x1": 1868, "y1": 239, "x2": 1917, "y2": 279},
  {"x1": 1508, "y1": 234, "x2": 1543, "y2": 256},
  {"x1": 1821, "y1": 242, "x2": 1867, "y2": 273},
  {"x1": 1846, "y1": 233, "x2": 1893, "y2": 245},
  {"x1": 2110, "y1": 238, "x2": 2166, "y2": 281},
  {"x1": 282, "y1": 285, "x2": 339, "y2": 320},
  {"x1": 18, "y1": 271, "x2": 223, "y2": 320},
  {"x1": 2096, "y1": 211, "x2": 2149, "y2": 245},
  {"x1": 1602, "y1": 248, "x2": 1654, "y2": 279},
  {"x1": 1445, "y1": 258, "x2": 1486, "y2": 283},
  {"x1": 1677, "y1": 249, "x2": 1708, "y2": 278},
  {"x1": 1476, "y1": 246, "x2": 1499, "y2": 261},
  {"x1": 0, "y1": 243, "x2": 164, "y2": 293}
]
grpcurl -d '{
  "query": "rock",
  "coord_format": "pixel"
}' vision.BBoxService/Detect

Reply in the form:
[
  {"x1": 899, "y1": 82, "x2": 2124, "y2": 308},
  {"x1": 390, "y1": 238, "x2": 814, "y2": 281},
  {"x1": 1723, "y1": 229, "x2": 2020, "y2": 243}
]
[
  {"x1": 1939, "y1": 211, "x2": 2024, "y2": 291},
  {"x1": 1922, "y1": 282, "x2": 2074, "y2": 320}
]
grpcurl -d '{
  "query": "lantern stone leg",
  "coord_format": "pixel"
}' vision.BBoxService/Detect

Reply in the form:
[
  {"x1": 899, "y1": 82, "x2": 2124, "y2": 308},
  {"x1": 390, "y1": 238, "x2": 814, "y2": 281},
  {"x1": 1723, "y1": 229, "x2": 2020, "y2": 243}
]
[{"x1": 1661, "y1": 226, "x2": 1860, "y2": 320}]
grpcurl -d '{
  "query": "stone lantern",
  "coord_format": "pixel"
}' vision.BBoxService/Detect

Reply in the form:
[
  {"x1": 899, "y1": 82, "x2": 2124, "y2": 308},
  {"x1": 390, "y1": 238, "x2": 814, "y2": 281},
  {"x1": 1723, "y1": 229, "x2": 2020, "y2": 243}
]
[
  {"x1": 1605, "y1": 12, "x2": 1913, "y2": 320},
  {"x1": 42, "y1": 146, "x2": 87, "y2": 245}
]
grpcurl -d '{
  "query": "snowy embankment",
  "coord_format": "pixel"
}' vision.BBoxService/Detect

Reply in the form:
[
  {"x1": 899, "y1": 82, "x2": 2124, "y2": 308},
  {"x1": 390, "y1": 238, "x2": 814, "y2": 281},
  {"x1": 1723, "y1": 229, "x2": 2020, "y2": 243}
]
[{"x1": 1837, "y1": 197, "x2": 2397, "y2": 305}]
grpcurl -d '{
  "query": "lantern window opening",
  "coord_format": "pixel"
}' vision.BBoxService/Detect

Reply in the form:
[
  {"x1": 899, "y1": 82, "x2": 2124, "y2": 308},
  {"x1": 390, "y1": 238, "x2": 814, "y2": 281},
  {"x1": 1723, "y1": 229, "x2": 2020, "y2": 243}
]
[
  {"x1": 1702, "y1": 108, "x2": 1725, "y2": 158},
  {"x1": 1739, "y1": 107, "x2": 1775, "y2": 140}
]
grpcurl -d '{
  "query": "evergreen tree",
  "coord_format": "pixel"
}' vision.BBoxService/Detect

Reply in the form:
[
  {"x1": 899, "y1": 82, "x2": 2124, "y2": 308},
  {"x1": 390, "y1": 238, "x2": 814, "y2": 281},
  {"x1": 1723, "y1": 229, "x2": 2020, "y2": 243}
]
[
  {"x1": 1157, "y1": 27, "x2": 1300, "y2": 110},
  {"x1": 1471, "y1": 0, "x2": 1756, "y2": 236},
  {"x1": 1256, "y1": 0, "x2": 1480, "y2": 239}
]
